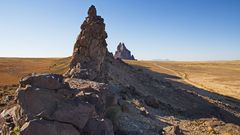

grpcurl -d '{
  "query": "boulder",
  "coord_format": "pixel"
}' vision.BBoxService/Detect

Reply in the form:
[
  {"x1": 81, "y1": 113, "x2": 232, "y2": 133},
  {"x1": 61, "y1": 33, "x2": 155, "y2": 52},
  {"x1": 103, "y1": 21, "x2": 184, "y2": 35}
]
[
  {"x1": 105, "y1": 94, "x2": 118, "y2": 108},
  {"x1": 83, "y1": 93, "x2": 105, "y2": 115},
  {"x1": 144, "y1": 95, "x2": 159, "y2": 108},
  {"x1": 66, "y1": 78, "x2": 115, "y2": 115},
  {"x1": 20, "y1": 119, "x2": 80, "y2": 135},
  {"x1": 120, "y1": 85, "x2": 142, "y2": 99},
  {"x1": 83, "y1": 118, "x2": 114, "y2": 135},
  {"x1": 114, "y1": 42, "x2": 135, "y2": 60},
  {"x1": 52, "y1": 100, "x2": 96, "y2": 129},
  {"x1": 20, "y1": 73, "x2": 66, "y2": 90},
  {"x1": 17, "y1": 85, "x2": 64, "y2": 120}
]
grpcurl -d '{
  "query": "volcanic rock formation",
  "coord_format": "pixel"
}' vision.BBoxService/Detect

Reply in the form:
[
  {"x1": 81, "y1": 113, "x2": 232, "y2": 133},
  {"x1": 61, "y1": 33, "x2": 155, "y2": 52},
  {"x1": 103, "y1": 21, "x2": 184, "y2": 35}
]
[
  {"x1": 0, "y1": 6, "x2": 115, "y2": 135},
  {"x1": 114, "y1": 42, "x2": 135, "y2": 60},
  {"x1": 66, "y1": 5, "x2": 108, "y2": 81},
  {"x1": 1, "y1": 5, "x2": 240, "y2": 135},
  {"x1": 1, "y1": 73, "x2": 115, "y2": 135}
]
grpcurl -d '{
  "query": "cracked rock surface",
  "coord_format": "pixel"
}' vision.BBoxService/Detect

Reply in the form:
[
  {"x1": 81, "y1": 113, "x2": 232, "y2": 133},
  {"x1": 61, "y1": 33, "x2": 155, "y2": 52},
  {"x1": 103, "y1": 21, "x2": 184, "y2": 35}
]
[{"x1": 1, "y1": 73, "x2": 115, "y2": 135}]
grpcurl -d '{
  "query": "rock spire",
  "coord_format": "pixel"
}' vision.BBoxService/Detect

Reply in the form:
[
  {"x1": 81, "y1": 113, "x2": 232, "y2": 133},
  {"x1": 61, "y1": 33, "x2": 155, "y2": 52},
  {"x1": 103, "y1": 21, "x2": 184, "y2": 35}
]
[
  {"x1": 114, "y1": 42, "x2": 135, "y2": 60},
  {"x1": 66, "y1": 5, "x2": 108, "y2": 81}
]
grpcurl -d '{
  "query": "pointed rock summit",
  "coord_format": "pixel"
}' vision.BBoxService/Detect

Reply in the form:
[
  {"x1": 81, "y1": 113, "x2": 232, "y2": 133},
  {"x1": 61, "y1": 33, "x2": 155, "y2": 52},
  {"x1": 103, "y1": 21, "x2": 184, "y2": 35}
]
[
  {"x1": 66, "y1": 5, "x2": 108, "y2": 81},
  {"x1": 88, "y1": 5, "x2": 97, "y2": 17},
  {"x1": 114, "y1": 42, "x2": 135, "y2": 60}
]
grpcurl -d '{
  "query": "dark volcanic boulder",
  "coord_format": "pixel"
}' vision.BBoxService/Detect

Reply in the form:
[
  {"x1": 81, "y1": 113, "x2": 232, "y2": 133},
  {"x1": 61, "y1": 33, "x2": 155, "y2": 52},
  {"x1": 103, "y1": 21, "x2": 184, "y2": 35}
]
[
  {"x1": 83, "y1": 118, "x2": 114, "y2": 135},
  {"x1": 20, "y1": 73, "x2": 66, "y2": 90},
  {"x1": 114, "y1": 42, "x2": 135, "y2": 60},
  {"x1": 17, "y1": 85, "x2": 65, "y2": 120},
  {"x1": 20, "y1": 120, "x2": 80, "y2": 135},
  {"x1": 52, "y1": 100, "x2": 96, "y2": 129},
  {"x1": 144, "y1": 95, "x2": 159, "y2": 108}
]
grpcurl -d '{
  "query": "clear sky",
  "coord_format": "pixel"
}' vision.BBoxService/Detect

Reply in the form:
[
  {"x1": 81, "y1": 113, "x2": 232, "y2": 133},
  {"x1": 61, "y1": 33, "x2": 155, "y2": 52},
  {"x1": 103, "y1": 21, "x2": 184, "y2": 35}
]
[{"x1": 0, "y1": 0, "x2": 240, "y2": 61}]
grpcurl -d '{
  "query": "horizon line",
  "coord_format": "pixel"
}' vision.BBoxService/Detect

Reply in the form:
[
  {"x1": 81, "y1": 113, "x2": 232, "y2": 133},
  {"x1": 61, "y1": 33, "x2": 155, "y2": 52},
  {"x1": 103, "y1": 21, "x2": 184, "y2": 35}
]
[{"x1": 0, "y1": 56, "x2": 239, "y2": 62}]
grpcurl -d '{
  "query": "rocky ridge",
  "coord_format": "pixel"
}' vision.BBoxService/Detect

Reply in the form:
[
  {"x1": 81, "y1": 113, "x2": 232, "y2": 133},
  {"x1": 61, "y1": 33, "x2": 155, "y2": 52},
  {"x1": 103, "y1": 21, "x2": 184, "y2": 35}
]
[
  {"x1": 114, "y1": 43, "x2": 135, "y2": 60},
  {"x1": 1, "y1": 5, "x2": 240, "y2": 135}
]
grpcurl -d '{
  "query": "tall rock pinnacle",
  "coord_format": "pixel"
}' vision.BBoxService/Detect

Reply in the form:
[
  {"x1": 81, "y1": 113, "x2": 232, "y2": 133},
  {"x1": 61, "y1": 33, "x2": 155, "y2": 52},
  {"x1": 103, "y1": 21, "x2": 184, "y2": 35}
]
[
  {"x1": 114, "y1": 42, "x2": 135, "y2": 60},
  {"x1": 66, "y1": 5, "x2": 108, "y2": 81}
]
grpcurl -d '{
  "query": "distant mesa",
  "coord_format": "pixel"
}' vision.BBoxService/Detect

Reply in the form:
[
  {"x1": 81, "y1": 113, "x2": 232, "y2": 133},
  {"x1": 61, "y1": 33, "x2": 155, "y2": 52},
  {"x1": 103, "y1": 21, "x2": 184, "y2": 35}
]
[{"x1": 114, "y1": 42, "x2": 136, "y2": 60}]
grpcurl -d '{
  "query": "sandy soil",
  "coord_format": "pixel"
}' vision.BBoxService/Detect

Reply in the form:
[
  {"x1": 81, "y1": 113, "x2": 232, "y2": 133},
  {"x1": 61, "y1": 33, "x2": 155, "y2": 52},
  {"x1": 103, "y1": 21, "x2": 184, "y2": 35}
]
[
  {"x1": 0, "y1": 57, "x2": 70, "y2": 86},
  {"x1": 126, "y1": 60, "x2": 240, "y2": 100}
]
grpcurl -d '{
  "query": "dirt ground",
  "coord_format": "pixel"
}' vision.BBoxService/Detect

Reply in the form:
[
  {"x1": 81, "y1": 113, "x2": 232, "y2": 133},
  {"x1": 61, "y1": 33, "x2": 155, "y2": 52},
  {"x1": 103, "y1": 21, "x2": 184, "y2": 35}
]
[
  {"x1": 0, "y1": 57, "x2": 70, "y2": 86},
  {"x1": 126, "y1": 60, "x2": 240, "y2": 100}
]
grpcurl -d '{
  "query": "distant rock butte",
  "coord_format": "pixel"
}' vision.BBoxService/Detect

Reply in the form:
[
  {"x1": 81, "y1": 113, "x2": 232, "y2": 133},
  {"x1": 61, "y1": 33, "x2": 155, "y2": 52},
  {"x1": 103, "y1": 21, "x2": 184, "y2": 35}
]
[{"x1": 114, "y1": 42, "x2": 135, "y2": 60}]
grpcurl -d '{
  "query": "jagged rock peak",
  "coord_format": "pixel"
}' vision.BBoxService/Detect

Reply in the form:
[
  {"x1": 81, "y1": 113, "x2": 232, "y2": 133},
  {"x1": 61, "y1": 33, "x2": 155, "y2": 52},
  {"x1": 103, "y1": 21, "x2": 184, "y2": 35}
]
[
  {"x1": 88, "y1": 5, "x2": 97, "y2": 17},
  {"x1": 65, "y1": 5, "x2": 109, "y2": 81},
  {"x1": 114, "y1": 42, "x2": 135, "y2": 60}
]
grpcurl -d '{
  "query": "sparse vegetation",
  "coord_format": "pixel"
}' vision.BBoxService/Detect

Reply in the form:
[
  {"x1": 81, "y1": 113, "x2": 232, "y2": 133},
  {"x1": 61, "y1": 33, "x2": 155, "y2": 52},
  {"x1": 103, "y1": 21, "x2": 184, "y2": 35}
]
[
  {"x1": 126, "y1": 60, "x2": 240, "y2": 100},
  {"x1": 13, "y1": 126, "x2": 20, "y2": 135},
  {"x1": 0, "y1": 57, "x2": 70, "y2": 86}
]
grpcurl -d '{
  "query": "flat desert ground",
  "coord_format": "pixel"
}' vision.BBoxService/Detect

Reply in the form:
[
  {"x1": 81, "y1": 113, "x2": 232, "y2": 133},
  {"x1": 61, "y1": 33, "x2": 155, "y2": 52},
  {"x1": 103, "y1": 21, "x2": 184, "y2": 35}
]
[{"x1": 127, "y1": 60, "x2": 240, "y2": 100}]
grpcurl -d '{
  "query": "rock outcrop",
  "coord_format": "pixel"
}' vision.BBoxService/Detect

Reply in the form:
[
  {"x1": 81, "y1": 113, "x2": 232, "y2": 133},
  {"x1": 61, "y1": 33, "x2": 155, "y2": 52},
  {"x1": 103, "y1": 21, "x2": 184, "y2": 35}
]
[
  {"x1": 114, "y1": 42, "x2": 135, "y2": 60},
  {"x1": 65, "y1": 5, "x2": 108, "y2": 81},
  {"x1": 1, "y1": 73, "x2": 115, "y2": 135},
  {"x1": 1, "y1": 4, "x2": 240, "y2": 135},
  {"x1": 0, "y1": 6, "x2": 120, "y2": 135}
]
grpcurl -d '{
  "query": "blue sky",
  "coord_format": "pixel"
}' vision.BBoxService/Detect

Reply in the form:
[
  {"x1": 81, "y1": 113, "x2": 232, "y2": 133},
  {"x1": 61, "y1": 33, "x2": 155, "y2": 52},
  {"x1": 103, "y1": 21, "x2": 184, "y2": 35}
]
[{"x1": 0, "y1": 0, "x2": 239, "y2": 60}]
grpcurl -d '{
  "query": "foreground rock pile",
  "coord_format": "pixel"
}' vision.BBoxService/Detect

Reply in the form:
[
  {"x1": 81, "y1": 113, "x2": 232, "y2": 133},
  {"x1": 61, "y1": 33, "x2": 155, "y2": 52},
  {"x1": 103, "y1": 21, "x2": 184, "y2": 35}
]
[
  {"x1": 114, "y1": 43, "x2": 135, "y2": 60},
  {"x1": 1, "y1": 73, "x2": 116, "y2": 135}
]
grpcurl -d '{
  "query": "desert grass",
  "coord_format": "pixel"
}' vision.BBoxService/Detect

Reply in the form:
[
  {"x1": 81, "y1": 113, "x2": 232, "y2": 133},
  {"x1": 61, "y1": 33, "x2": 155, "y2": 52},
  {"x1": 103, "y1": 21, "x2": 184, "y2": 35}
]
[
  {"x1": 126, "y1": 60, "x2": 240, "y2": 100},
  {"x1": 0, "y1": 57, "x2": 70, "y2": 86}
]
